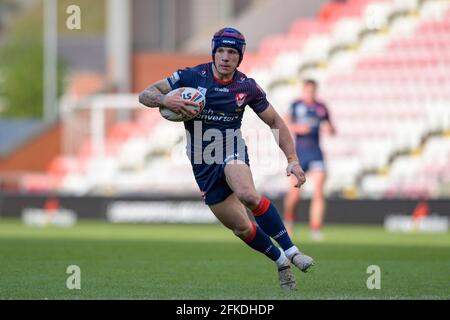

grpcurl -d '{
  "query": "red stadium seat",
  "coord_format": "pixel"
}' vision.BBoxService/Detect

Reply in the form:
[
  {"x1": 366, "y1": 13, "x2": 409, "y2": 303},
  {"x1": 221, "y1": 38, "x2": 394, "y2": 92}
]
[
  {"x1": 78, "y1": 140, "x2": 93, "y2": 160},
  {"x1": 43, "y1": 0, "x2": 450, "y2": 198},
  {"x1": 326, "y1": 0, "x2": 372, "y2": 22},
  {"x1": 21, "y1": 174, "x2": 59, "y2": 193},
  {"x1": 47, "y1": 156, "x2": 81, "y2": 177},
  {"x1": 289, "y1": 19, "x2": 331, "y2": 37},
  {"x1": 107, "y1": 122, "x2": 135, "y2": 143}
]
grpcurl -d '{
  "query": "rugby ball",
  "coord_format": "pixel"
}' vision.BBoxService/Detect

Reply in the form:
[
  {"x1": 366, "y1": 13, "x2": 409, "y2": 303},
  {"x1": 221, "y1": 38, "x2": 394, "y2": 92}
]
[{"x1": 159, "y1": 87, "x2": 206, "y2": 122}]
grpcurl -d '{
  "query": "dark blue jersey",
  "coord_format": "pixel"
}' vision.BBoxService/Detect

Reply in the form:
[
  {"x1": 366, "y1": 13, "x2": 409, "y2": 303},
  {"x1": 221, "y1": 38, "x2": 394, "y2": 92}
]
[
  {"x1": 290, "y1": 99, "x2": 330, "y2": 150},
  {"x1": 167, "y1": 62, "x2": 270, "y2": 164}
]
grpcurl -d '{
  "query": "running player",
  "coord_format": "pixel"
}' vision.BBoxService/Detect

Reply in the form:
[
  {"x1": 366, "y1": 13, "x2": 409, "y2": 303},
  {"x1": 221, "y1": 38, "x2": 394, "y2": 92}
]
[
  {"x1": 283, "y1": 79, "x2": 336, "y2": 240},
  {"x1": 139, "y1": 27, "x2": 314, "y2": 290}
]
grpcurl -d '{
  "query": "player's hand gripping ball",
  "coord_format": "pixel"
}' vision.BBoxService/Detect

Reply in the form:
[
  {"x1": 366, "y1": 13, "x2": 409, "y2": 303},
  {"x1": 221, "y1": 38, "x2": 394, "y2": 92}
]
[{"x1": 159, "y1": 87, "x2": 205, "y2": 122}]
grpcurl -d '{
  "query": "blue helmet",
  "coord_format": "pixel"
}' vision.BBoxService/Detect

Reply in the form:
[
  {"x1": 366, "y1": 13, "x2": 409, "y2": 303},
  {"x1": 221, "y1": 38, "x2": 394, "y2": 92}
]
[{"x1": 211, "y1": 27, "x2": 246, "y2": 67}]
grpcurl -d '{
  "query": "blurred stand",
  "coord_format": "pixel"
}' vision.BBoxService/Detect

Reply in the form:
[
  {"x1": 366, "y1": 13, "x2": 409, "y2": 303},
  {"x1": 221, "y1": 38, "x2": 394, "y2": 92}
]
[{"x1": 0, "y1": 0, "x2": 449, "y2": 226}]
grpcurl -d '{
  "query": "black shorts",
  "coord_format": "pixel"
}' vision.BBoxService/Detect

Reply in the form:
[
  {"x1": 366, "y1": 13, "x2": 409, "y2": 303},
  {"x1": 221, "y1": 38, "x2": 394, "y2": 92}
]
[
  {"x1": 297, "y1": 147, "x2": 325, "y2": 172},
  {"x1": 192, "y1": 149, "x2": 250, "y2": 205}
]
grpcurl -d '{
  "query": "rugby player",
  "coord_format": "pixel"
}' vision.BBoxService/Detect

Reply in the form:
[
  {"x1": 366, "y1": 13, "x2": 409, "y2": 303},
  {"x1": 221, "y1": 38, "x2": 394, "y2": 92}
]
[
  {"x1": 283, "y1": 79, "x2": 336, "y2": 240},
  {"x1": 139, "y1": 28, "x2": 314, "y2": 290}
]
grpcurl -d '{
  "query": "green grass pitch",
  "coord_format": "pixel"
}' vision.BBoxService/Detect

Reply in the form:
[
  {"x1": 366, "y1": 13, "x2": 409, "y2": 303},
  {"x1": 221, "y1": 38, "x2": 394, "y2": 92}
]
[{"x1": 0, "y1": 219, "x2": 448, "y2": 299}]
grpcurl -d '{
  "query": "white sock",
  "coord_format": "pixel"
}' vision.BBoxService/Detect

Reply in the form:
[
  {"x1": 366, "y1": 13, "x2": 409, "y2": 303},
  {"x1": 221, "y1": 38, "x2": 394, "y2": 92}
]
[
  {"x1": 284, "y1": 246, "x2": 299, "y2": 259},
  {"x1": 275, "y1": 250, "x2": 289, "y2": 268}
]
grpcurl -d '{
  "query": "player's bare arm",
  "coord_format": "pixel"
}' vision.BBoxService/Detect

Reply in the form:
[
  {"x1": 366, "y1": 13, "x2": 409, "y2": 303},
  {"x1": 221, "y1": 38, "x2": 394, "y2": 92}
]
[
  {"x1": 322, "y1": 120, "x2": 336, "y2": 135},
  {"x1": 138, "y1": 79, "x2": 172, "y2": 108},
  {"x1": 290, "y1": 122, "x2": 312, "y2": 135},
  {"x1": 284, "y1": 116, "x2": 311, "y2": 135},
  {"x1": 258, "y1": 104, "x2": 306, "y2": 188},
  {"x1": 292, "y1": 124, "x2": 312, "y2": 135},
  {"x1": 138, "y1": 79, "x2": 198, "y2": 117}
]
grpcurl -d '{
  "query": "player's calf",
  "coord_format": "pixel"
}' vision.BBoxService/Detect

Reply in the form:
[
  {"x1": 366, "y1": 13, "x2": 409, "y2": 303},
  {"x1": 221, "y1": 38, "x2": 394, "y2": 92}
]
[{"x1": 252, "y1": 196, "x2": 294, "y2": 251}]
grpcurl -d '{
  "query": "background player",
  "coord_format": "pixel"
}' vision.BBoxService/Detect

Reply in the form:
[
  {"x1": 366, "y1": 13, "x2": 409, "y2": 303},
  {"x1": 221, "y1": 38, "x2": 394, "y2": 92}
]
[
  {"x1": 139, "y1": 27, "x2": 314, "y2": 290},
  {"x1": 283, "y1": 79, "x2": 336, "y2": 240}
]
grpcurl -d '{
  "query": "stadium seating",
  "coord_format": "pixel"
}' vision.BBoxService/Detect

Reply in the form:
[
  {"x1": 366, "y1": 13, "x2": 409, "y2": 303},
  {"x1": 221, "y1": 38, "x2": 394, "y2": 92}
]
[
  {"x1": 23, "y1": 0, "x2": 450, "y2": 200},
  {"x1": 238, "y1": 0, "x2": 450, "y2": 198}
]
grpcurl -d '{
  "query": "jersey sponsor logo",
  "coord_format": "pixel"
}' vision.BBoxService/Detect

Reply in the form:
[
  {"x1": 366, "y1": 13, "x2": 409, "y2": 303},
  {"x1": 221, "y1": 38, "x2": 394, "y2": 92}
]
[
  {"x1": 197, "y1": 86, "x2": 207, "y2": 96},
  {"x1": 197, "y1": 108, "x2": 239, "y2": 122},
  {"x1": 170, "y1": 71, "x2": 180, "y2": 84},
  {"x1": 235, "y1": 93, "x2": 247, "y2": 107},
  {"x1": 214, "y1": 87, "x2": 229, "y2": 93}
]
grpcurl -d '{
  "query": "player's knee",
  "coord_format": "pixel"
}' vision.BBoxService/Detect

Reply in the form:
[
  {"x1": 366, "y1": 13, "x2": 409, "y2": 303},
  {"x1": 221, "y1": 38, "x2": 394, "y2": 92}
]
[
  {"x1": 235, "y1": 188, "x2": 260, "y2": 208},
  {"x1": 232, "y1": 222, "x2": 253, "y2": 239}
]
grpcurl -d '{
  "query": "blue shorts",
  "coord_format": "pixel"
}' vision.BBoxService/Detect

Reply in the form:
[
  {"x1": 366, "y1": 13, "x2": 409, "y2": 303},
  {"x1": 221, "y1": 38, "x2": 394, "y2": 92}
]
[
  {"x1": 192, "y1": 149, "x2": 250, "y2": 206},
  {"x1": 297, "y1": 147, "x2": 325, "y2": 173}
]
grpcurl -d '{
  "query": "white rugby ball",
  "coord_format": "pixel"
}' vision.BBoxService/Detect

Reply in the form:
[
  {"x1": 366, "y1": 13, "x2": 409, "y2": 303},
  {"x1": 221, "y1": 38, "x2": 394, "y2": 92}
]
[{"x1": 159, "y1": 87, "x2": 206, "y2": 122}]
